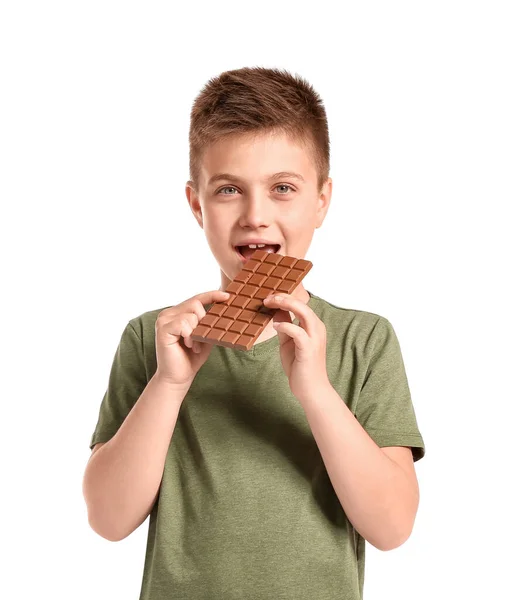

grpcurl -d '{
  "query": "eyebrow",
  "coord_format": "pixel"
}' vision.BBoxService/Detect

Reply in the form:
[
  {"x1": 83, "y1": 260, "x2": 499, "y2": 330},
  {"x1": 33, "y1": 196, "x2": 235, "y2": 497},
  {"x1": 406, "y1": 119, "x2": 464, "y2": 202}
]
[{"x1": 207, "y1": 171, "x2": 305, "y2": 186}]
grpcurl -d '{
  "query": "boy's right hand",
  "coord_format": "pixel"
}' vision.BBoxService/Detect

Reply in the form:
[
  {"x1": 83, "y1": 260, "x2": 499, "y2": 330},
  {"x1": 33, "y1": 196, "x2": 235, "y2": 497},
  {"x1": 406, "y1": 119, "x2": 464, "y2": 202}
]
[{"x1": 154, "y1": 290, "x2": 230, "y2": 389}]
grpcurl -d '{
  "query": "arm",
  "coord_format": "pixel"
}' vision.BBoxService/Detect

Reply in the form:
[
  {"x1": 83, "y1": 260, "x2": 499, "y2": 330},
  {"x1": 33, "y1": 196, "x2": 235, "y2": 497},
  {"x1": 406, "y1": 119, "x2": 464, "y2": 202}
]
[
  {"x1": 301, "y1": 384, "x2": 420, "y2": 551},
  {"x1": 82, "y1": 374, "x2": 190, "y2": 542}
]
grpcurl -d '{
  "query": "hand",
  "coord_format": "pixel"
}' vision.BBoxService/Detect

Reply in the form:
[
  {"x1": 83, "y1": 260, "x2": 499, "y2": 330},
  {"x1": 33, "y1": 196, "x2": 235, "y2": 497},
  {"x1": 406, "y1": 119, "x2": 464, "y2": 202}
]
[
  {"x1": 154, "y1": 289, "x2": 231, "y2": 389},
  {"x1": 263, "y1": 292, "x2": 330, "y2": 402}
]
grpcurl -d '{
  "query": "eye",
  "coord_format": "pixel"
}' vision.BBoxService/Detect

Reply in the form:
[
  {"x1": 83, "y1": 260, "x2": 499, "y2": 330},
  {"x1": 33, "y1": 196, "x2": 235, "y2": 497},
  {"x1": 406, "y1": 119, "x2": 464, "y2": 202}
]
[
  {"x1": 217, "y1": 186, "x2": 239, "y2": 195},
  {"x1": 275, "y1": 184, "x2": 295, "y2": 194}
]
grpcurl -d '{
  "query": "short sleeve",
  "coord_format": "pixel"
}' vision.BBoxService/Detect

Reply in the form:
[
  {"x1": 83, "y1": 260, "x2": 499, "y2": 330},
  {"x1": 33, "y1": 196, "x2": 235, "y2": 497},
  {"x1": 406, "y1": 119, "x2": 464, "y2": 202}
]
[
  {"x1": 355, "y1": 317, "x2": 425, "y2": 462},
  {"x1": 89, "y1": 321, "x2": 148, "y2": 450}
]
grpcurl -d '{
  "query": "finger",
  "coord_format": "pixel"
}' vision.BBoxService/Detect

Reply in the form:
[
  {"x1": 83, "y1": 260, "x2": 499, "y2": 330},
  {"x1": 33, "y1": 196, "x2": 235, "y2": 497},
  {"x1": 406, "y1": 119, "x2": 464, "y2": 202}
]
[
  {"x1": 182, "y1": 319, "x2": 193, "y2": 348},
  {"x1": 272, "y1": 307, "x2": 292, "y2": 325},
  {"x1": 159, "y1": 313, "x2": 196, "y2": 347},
  {"x1": 273, "y1": 321, "x2": 308, "y2": 350},
  {"x1": 272, "y1": 320, "x2": 292, "y2": 347},
  {"x1": 193, "y1": 289, "x2": 231, "y2": 307},
  {"x1": 264, "y1": 294, "x2": 314, "y2": 334},
  {"x1": 187, "y1": 290, "x2": 230, "y2": 321},
  {"x1": 182, "y1": 302, "x2": 206, "y2": 325},
  {"x1": 180, "y1": 313, "x2": 200, "y2": 348},
  {"x1": 159, "y1": 315, "x2": 190, "y2": 345},
  {"x1": 158, "y1": 290, "x2": 230, "y2": 322}
]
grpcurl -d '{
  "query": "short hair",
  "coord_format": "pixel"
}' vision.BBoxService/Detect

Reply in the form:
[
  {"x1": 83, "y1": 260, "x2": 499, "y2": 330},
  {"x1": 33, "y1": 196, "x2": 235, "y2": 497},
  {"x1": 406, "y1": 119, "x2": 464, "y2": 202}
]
[{"x1": 188, "y1": 66, "x2": 330, "y2": 194}]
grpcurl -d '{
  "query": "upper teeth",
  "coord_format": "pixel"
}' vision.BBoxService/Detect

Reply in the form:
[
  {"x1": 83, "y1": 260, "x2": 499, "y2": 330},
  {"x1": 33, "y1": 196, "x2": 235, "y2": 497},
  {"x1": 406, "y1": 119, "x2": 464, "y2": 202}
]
[{"x1": 248, "y1": 244, "x2": 266, "y2": 248}]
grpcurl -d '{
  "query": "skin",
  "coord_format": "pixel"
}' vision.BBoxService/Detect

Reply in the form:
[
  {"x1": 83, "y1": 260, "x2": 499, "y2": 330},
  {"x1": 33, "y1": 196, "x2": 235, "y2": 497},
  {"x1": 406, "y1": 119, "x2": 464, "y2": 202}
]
[{"x1": 185, "y1": 130, "x2": 333, "y2": 343}]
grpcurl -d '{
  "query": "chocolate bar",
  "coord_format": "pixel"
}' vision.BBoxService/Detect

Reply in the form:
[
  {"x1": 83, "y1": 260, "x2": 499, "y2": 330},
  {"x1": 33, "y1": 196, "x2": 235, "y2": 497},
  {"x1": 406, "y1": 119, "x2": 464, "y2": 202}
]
[{"x1": 191, "y1": 249, "x2": 313, "y2": 351}]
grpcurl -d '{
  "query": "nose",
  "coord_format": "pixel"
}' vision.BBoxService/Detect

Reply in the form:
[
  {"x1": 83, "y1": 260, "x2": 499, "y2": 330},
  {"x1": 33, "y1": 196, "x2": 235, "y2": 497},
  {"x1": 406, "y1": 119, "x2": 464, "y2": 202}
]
[{"x1": 238, "y1": 193, "x2": 272, "y2": 229}]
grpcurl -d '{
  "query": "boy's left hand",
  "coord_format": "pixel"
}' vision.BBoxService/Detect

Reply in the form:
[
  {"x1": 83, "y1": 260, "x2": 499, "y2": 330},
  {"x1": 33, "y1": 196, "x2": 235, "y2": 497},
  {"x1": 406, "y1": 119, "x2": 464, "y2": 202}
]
[{"x1": 263, "y1": 292, "x2": 330, "y2": 402}]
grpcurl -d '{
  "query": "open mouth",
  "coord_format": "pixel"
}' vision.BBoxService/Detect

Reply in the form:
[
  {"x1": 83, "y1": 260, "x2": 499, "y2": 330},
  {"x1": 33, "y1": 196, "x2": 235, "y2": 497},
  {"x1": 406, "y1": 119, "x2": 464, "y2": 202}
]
[{"x1": 234, "y1": 244, "x2": 281, "y2": 261}]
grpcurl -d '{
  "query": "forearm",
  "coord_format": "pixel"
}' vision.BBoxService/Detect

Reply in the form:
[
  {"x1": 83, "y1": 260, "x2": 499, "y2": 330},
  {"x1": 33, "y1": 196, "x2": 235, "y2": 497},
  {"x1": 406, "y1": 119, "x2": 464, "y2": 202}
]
[
  {"x1": 300, "y1": 385, "x2": 418, "y2": 551},
  {"x1": 83, "y1": 374, "x2": 190, "y2": 541}
]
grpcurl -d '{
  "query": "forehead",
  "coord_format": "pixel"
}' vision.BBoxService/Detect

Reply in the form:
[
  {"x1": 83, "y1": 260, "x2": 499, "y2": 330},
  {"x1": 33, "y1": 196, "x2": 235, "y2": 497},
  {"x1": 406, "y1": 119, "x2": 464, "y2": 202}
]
[{"x1": 200, "y1": 131, "x2": 316, "y2": 183}]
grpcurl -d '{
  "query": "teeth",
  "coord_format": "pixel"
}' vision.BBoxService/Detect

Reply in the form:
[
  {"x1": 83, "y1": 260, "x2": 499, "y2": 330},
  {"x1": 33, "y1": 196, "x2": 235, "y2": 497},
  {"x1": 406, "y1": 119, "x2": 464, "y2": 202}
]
[{"x1": 237, "y1": 243, "x2": 280, "y2": 255}]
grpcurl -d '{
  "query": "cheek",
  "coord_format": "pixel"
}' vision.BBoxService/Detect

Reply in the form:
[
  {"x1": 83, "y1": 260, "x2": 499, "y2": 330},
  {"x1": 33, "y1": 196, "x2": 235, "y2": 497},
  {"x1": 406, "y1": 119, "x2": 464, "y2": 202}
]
[
  {"x1": 203, "y1": 212, "x2": 233, "y2": 245},
  {"x1": 284, "y1": 208, "x2": 313, "y2": 231},
  {"x1": 203, "y1": 208, "x2": 228, "y2": 229}
]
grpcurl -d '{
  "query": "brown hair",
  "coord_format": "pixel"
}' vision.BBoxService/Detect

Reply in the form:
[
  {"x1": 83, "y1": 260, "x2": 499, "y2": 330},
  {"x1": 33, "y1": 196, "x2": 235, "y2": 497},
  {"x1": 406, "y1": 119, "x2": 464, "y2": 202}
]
[{"x1": 188, "y1": 66, "x2": 330, "y2": 194}]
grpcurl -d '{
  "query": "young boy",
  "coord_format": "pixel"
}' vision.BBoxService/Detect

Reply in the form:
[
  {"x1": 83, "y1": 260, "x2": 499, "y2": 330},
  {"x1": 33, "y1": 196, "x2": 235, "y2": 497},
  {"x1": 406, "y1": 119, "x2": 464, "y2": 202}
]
[{"x1": 83, "y1": 66, "x2": 425, "y2": 600}]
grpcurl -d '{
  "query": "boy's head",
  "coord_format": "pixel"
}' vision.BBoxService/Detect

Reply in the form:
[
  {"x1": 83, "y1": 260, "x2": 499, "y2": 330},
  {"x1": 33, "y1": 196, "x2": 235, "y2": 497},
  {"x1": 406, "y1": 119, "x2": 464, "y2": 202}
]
[{"x1": 186, "y1": 67, "x2": 332, "y2": 297}]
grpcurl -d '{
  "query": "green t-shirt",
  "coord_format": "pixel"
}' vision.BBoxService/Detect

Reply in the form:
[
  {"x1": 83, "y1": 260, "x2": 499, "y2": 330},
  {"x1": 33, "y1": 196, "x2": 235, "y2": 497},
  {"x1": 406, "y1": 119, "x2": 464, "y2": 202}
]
[{"x1": 90, "y1": 290, "x2": 425, "y2": 600}]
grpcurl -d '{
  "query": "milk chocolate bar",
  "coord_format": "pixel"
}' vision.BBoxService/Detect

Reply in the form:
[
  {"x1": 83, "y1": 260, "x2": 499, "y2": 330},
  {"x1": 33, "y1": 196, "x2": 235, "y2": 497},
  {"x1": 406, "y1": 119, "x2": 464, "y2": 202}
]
[{"x1": 191, "y1": 249, "x2": 313, "y2": 351}]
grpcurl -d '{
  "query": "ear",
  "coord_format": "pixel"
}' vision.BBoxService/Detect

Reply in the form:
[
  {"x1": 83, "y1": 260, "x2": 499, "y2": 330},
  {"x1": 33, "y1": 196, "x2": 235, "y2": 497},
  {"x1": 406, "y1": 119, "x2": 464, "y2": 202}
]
[
  {"x1": 186, "y1": 181, "x2": 204, "y2": 229},
  {"x1": 315, "y1": 177, "x2": 333, "y2": 229}
]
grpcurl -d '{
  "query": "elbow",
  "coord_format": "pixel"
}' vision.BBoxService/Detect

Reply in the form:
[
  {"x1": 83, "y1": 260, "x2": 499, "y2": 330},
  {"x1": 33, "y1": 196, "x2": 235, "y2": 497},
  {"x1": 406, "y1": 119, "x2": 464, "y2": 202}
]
[
  {"x1": 377, "y1": 532, "x2": 411, "y2": 552},
  {"x1": 84, "y1": 490, "x2": 141, "y2": 542},
  {"x1": 87, "y1": 510, "x2": 130, "y2": 542},
  {"x1": 378, "y1": 490, "x2": 419, "y2": 551},
  {"x1": 85, "y1": 494, "x2": 121, "y2": 541},
  {"x1": 83, "y1": 479, "x2": 129, "y2": 542},
  {"x1": 376, "y1": 523, "x2": 414, "y2": 551}
]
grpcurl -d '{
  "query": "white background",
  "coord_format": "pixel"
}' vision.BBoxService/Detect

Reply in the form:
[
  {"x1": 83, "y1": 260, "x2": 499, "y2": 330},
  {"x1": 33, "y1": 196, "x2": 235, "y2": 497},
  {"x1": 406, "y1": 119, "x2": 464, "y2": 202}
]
[{"x1": 1, "y1": 1, "x2": 520, "y2": 598}]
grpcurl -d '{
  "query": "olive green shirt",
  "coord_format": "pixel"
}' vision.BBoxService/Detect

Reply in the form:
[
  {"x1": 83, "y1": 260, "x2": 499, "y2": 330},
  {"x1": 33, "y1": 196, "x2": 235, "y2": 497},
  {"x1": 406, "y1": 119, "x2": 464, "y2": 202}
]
[{"x1": 89, "y1": 290, "x2": 425, "y2": 600}]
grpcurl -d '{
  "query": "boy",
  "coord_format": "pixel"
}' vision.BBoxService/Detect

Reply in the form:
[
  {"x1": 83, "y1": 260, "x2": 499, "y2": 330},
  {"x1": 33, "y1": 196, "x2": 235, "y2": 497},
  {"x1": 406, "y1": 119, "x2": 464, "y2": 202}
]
[{"x1": 83, "y1": 66, "x2": 425, "y2": 600}]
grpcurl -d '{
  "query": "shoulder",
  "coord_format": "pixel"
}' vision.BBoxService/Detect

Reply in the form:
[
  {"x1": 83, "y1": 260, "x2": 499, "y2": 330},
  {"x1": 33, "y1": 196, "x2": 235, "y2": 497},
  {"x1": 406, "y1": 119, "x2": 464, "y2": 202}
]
[
  {"x1": 309, "y1": 291, "x2": 389, "y2": 336},
  {"x1": 308, "y1": 292, "x2": 402, "y2": 362},
  {"x1": 124, "y1": 305, "x2": 173, "y2": 345}
]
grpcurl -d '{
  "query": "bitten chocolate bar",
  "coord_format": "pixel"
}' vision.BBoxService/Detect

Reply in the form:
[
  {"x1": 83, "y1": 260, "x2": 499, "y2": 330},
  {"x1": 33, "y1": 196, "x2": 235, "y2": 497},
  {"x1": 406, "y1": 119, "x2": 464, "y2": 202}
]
[{"x1": 191, "y1": 249, "x2": 313, "y2": 351}]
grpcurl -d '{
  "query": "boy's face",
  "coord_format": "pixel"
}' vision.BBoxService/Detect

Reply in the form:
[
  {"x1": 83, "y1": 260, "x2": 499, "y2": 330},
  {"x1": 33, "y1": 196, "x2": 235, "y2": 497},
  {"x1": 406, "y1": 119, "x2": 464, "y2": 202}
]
[{"x1": 186, "y1": 131, "x2": 332, "y2": 297}]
